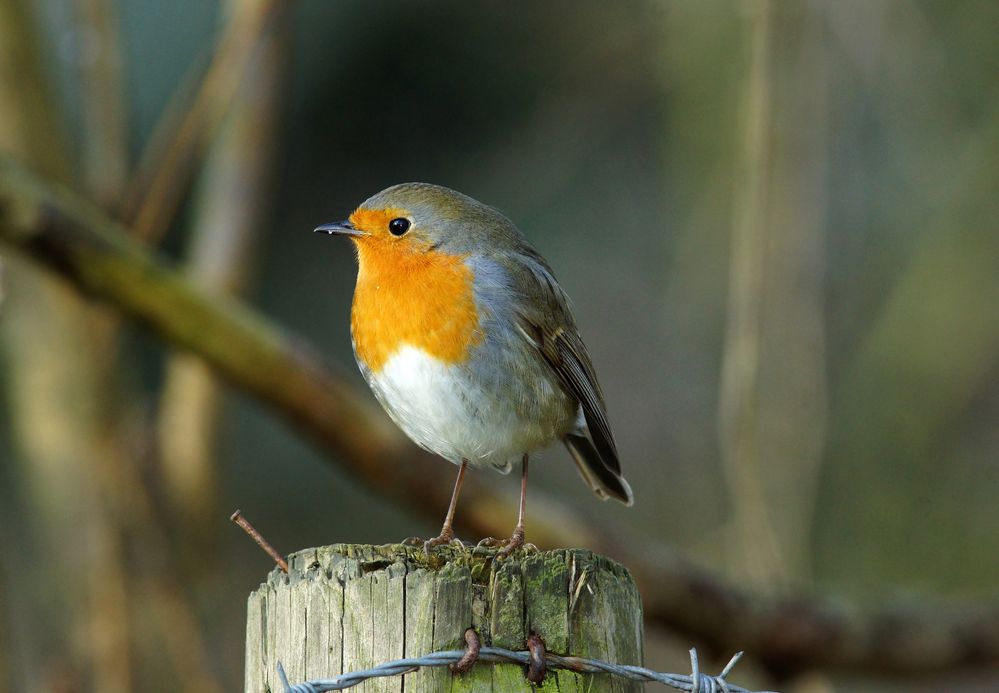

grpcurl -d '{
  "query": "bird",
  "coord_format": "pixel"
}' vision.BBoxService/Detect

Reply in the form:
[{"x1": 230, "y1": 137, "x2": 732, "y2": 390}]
[{"x1": 315, "y1": 183, "x2": 632, "y2": 556}]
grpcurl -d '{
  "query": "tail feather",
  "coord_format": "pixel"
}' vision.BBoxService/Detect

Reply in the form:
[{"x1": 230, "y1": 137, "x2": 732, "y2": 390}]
[{"x1": 564, "y1": 433, "x2": 634, "y2": 506}]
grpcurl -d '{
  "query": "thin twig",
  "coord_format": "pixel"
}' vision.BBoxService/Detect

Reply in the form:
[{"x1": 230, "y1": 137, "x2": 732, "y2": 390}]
[{"x1": 231, "y1": 510, "x2": 288, "y2": 573}]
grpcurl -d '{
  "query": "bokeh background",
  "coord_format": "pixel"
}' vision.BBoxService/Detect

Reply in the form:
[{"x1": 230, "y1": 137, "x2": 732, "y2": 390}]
[{"x1": 1, "y1": 1, "x2": 998, "y2": 691}]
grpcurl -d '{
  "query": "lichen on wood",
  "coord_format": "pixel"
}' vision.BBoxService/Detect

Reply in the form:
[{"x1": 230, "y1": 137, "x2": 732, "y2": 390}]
[{"x1": 244, "y1": 544, "x2": 643, "y2": 693}]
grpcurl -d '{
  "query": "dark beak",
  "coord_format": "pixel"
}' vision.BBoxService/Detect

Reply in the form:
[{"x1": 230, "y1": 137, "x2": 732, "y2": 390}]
[{"x1": 314, "y1": 220, "x2": 365, "y2": 237}]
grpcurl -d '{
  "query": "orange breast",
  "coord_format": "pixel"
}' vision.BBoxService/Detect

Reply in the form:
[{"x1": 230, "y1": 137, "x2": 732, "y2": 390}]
[{"x1": 351, "y1": 240, "x2": 482, "y2": 373}]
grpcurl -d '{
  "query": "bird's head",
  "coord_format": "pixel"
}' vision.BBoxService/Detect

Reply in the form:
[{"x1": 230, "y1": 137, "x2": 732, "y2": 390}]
[{"x1": 315, "y1": 182, "x2": 522, "y2": 260}]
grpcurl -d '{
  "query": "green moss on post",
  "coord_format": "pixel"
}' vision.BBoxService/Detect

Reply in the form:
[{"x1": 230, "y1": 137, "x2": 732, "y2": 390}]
[{"x1": 244, "y1": 544, "x2": 643, "y2": 692}]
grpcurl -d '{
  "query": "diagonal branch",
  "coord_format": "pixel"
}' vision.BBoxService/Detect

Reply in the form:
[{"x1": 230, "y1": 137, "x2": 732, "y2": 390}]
[
  {"x1": 119, "y1": 0, "x2": 289, "y2": 243},
  {"x1": 0, "y1": 155, "x2": 398, "y2": 470},
  {"x1": 158, "y1": 0, "x2": 292, "y2": 540},
  {"x1": 2, "y1": 154, "x2": 999, "y2": 678}
]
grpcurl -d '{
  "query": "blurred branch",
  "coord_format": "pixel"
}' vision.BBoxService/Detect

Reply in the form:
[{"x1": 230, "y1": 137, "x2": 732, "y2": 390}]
[
  {"x1": 72, "y1": 0, "x2": 127, "y2": 208},
  {"x1": 0, "y1": 0, "x2": 72, "y2": 178},
  {"x1": 142, "y1": 579, "x2": 225, "y2": 693},
  {"x1": 0, "y1": 153, "x2": 401, "y2": 468},
  {"x1": 718, "y1": 0, "x2": 787, "y2": 584},
  {"x1": 754, "y1": 5, "x2": 830, "y2": 584},
  {"x1": 0, "y1": 1, "x2": 130, "y2": 690},
  {"x1": 719, "y1": 3, "x2": 831, "y2": 585},
  {"x1": 158, "y1": 0, "x2": 291, "y2": 538},
  {"x1": 119, "y1": 0, "x2": 288, "y2": 243},
  {"x1": 4, "y1": 155, "x2": 999, "y2": 678},
  {"x1": 67, "y1": 0, "x2": 128, "y2": 361},
  {"x1": 0, "y1": 4, "x2": 228, "y2": 690},
  {"x1": 117, "y1": 46, "x2": 206, "y2": 224},
  {"x1": 89, "y1": 396, "x2": 228, "y2": 693}
]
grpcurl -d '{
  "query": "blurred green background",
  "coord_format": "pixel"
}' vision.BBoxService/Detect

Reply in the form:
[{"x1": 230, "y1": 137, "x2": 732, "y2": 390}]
[{"x1": 1, "y1": 1, "x2": 998, "y2": 691}]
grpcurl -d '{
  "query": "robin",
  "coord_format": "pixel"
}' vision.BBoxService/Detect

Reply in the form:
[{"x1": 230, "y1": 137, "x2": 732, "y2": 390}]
[{"x1": 315, "y1": 183, "x2": 632, "y2": 555}]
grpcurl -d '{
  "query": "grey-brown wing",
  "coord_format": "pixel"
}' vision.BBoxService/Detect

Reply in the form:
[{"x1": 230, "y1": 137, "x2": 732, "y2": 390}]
[{"x1": 503, "y1": 251, "x2": 621, "y2": 474}]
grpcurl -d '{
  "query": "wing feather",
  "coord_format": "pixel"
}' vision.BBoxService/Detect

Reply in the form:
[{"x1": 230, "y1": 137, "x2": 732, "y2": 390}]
[{"x1": 500, "y1": 250, "x2": 626, "y2": 484}]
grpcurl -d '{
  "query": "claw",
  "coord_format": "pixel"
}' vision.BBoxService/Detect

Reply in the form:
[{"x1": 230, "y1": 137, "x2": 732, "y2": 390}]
[
  {"x1": 475, "y1": 537, "x2": 505, "y2": 550},
  {"x1": 497, "y1": 527, "x2": 526, "y2": 559},
  {"x1": 423, "y1": 525, "x2": 456, "y2": 555}
]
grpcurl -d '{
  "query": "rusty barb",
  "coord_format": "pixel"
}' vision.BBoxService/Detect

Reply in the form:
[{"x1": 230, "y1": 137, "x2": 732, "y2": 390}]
[
  {"x1": 230, "y1": 509, "x2": 288, "y2": 573},
  {"x1": 448, "y1": 628, "x2": 481, "y2": 675},
  {"x1": 450, "y1": 629, "x2": 543, "y2": 684},
  {"x1": 526, "y1": 633, "x2": 547, "y2": 684}
]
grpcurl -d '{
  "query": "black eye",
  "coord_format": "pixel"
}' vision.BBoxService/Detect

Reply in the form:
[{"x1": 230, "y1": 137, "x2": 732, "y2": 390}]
[{"x1": 388, "y1": 218, "x2": 410, "y2": 236}]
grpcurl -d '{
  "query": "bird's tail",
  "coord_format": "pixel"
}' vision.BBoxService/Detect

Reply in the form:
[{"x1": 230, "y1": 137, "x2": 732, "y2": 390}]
[{"x1": 563, "y1": 433, "x2": 634, "y2": 506}]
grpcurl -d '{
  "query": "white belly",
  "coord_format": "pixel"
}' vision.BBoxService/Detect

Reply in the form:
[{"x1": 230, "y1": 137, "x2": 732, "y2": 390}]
[{"x1": 366, "y1": 345, "x2": 572, "y2": 471}]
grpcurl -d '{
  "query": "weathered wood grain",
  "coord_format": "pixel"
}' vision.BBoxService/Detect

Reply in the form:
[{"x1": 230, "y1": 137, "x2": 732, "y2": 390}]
[{"x1": 244, "y1": 544, "x2": 642, "y2": 692}]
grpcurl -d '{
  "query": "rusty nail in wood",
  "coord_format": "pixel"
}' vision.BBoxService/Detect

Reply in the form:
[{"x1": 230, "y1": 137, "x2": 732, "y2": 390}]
[
  {"x1": 230, "y1": 509, "x2": 288, "y2": 573},
  {"x1": 526, "y1": 633, "x2": 547, "y2": 685},
  {"x1": 450, "y1": 627, "x2": 481, "y2": 674}
]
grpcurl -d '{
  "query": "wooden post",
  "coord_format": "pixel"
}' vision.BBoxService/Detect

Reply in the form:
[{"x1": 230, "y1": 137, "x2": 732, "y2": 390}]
[{"x1": 244, "y1": 544, "x2": 643, "y2": 692}]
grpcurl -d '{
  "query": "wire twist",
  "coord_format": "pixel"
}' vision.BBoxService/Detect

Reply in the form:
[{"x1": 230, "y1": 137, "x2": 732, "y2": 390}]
[{"x1": 277, "y1": 644, "x2": 776, "y2": 693}]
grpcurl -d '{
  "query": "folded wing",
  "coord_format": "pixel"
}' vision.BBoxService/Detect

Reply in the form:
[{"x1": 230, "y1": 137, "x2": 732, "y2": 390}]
[{"x1": 502, "y1": 250, "x2": 634, "y2": 506}]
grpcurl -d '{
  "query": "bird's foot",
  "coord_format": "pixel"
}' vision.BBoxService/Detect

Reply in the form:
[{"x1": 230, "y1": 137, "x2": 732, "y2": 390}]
[
  {"x1": 423, "y1": 525, "x2": 456, "y2": 555},
  {"x1": 497, "y1": 527, "x2": 526, "y2": 559}
]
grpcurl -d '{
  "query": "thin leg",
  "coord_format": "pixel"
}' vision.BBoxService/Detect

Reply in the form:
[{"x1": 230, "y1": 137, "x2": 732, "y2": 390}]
[
  {"x1": 424, "y1": 460, "x2": 468, "y2": 553},
  {"x1": 498, "y1": 454, "x2": 529, "y2": 558},
  {"x1": 441, "y1": 459, "x2": 468, "y2": 536},
  {"x1": 515, "y1": 454, "x2": 528, "y2": 535}
]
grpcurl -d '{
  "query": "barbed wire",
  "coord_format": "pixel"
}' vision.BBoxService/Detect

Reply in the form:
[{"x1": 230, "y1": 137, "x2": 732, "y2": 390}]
[{"x1": 278, "y1": 644, "x2": 776, "y2": 693}]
